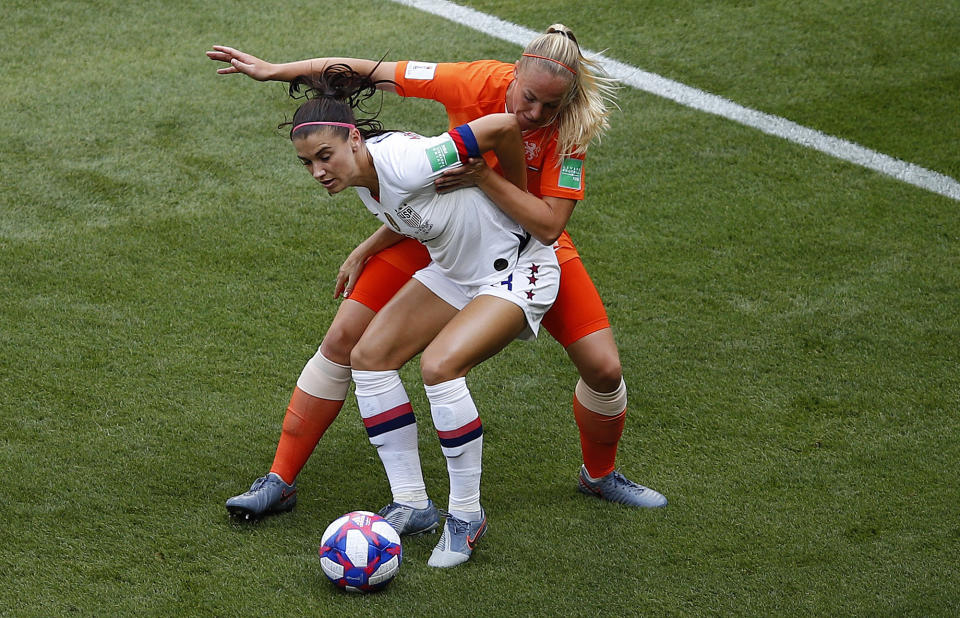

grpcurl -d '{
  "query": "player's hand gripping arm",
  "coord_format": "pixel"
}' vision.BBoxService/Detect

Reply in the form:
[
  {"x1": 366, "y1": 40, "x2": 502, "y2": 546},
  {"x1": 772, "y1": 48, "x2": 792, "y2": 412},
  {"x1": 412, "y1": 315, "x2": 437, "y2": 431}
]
[
  {"x1": 206, "y1": 46, "x2": 399, "y2": 92},
  {"x1": 334, "y1": 225, "x2": 405, "y2": 299}
]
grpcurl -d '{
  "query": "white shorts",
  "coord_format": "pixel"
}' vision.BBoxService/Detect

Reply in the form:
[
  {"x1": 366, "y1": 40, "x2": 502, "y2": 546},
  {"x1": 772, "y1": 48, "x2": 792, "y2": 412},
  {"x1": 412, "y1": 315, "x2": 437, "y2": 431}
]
[{"x1": 412, "y1": 241, "x2": 560, "y2": 341}]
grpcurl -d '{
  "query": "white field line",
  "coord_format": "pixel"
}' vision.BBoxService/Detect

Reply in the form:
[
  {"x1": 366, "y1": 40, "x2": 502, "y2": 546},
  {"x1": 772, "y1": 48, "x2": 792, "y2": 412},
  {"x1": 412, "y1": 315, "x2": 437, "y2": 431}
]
[{"x1": 389, "y1": 0, "x2": 960, "y2": 202}]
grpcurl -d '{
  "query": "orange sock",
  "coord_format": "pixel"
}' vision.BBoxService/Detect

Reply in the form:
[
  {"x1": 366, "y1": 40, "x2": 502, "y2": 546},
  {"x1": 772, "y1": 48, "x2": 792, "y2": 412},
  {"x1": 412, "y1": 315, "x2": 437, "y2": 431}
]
[
  {"x1": 573, "y1": 393, "x2": 625, "y2": 479},
  {"x1": 269, "y1": 387, "x2": 344, "y2": 484}
]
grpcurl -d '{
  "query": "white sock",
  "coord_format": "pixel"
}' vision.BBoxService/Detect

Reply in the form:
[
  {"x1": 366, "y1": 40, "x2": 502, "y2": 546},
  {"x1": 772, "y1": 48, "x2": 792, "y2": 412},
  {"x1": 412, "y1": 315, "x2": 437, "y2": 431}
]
[
  {"x1": 426, "y1": 377, "x2": 483, "y2": 515},
  {"x1": 353, "y1": 369, "x2": 428, "y2": 507}
]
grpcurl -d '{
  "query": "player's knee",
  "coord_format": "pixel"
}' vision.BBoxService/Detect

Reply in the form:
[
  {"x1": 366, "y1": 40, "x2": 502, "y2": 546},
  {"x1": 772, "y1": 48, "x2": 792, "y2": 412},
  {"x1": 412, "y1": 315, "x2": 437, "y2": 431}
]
[
  {"x1": 420, "y1": 352, "x2": 467, "y2": 386},
  {"x1": 579, "y1": 355, "x2": 623, "y2": 394},
  {"x1": 350, "y1": 339, "x2": 380, "y2": 372},
  {"x1": 319, "y1": 322, "x2": 362, "y2": 366},
  {"x1": 419, "y1": 355, "x2": 448, "y2": 386}
]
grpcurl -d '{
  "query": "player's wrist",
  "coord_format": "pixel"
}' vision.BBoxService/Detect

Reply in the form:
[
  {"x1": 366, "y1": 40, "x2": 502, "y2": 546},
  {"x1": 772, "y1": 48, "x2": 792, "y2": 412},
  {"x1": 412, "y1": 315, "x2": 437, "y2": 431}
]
[
  {"x1": 272, "y1": 62, "x2": 294, "y2": 81},
  {"x1": 474, "y1": 164, "x2": 495, "y2": 186}
]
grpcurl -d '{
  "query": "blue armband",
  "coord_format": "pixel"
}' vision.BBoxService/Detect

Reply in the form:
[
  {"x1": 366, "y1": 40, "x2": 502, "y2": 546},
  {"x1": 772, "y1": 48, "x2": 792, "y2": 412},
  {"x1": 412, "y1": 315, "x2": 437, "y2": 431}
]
[{"x1": 448, "y1": 124, "x2": 481, "y2": 161}]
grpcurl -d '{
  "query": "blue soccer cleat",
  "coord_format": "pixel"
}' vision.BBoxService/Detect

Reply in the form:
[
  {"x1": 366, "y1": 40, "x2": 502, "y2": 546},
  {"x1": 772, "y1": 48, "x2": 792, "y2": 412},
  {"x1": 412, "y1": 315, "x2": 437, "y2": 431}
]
[
  {"x1": 427, "y1": 509, "x2": 487, "y2": 568},
  {"x1": 226, "y1": 472, "x2": 297, "y2": 520},
  {"x1": 377, "y1": 500, "x2": 441, "y2": 536},
  {"x1": 577, "y1": 465, "x2": 668, "y2": 508}
]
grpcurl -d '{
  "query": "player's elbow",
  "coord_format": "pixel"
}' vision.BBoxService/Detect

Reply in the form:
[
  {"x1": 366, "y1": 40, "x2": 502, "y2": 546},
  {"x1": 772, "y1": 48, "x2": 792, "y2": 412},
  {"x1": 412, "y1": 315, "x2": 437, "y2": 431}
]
[
  {"x1": 530, "y1": 218, "x2": 566, "y2": 246},
  {"x1": 494, "y1": 113, "x2": 521, "y2": 135},
  {"x1": 532, "y1": 229, "x2": 562, "y2": 246},
  {"x1": 531, "y1": 198, "x2": 575, "y2": 246}
]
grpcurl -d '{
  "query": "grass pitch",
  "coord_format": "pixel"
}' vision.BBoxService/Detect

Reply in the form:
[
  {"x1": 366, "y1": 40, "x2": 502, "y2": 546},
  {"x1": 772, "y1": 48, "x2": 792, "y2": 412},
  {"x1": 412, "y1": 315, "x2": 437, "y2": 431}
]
[{"x1": 2, "y1": 0, "x2": 958, "y2": 614}]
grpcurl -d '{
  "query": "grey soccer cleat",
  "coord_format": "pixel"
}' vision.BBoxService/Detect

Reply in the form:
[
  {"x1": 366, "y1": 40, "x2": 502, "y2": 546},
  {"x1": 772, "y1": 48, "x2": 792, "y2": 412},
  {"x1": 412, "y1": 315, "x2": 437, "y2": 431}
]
[
  {"x1": 225, "y1": 472, "x2": 297, "y2": 520},
  {"x1": 427, "y1": 509, "x2": 488, "y2": 568},
  {"x1": 377, "y1": 500, "x2": 440, "y2": 536},
  {"x1": 577, "y1": 465, "x2": 667, "y2": 508}
]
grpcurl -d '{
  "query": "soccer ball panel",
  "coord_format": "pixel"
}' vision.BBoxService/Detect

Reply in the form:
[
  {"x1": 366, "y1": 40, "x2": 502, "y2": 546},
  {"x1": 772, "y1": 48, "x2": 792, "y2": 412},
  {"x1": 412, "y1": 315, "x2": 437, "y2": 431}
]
[
  {"x1": 344, "y1": 529, "x2": 371, "y2": 567},
  {"x1": 371, "y1": 520, "x2": 401, "y2": 543},
  {"x1": 319, "y1": 556, "x2": 344, "y2": 579},
  {"x1": 368, "y1": 555, "x2": 400, "y2": 587},
  {"x1": 321, "y1": 514, "x2": 349, "y2": 541}
]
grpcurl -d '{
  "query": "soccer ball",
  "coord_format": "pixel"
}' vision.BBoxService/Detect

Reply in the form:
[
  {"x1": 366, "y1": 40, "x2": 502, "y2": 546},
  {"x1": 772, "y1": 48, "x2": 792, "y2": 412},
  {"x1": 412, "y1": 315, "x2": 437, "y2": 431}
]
[{"x1": 318, "y1": 511, "x2": 402, "y2": 592}]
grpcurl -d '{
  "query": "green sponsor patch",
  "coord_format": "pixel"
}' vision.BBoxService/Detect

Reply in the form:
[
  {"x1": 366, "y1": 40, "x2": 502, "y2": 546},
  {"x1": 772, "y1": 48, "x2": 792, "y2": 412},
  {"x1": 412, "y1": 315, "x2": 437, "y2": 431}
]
[
  {"x1": 426, "y1": 137, "x2": 459, "y2": 172},
  {"x1": 558, "y1": 158, "x2": 583, "y2": 190}
]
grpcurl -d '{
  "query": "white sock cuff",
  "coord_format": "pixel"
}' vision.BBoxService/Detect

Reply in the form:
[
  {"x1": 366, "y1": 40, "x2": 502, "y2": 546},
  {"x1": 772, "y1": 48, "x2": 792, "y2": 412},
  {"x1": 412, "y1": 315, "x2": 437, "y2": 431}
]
[
  {"x1": 575, "y1": 377, "x2": 627, "y2": 416},
  {"x1": 352, "y1": 369, "x2": 402, "y2": 397},
  {"x1": 423, "y1": 377, "x2": 469, "y2": 406},
  {"x1": 296, "y1": 349, "x2": 351, "y2": 400}
]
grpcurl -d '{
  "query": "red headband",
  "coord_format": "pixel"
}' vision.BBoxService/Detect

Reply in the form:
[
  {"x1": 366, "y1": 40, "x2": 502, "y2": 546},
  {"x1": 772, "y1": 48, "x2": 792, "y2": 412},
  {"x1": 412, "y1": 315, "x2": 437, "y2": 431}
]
[
  {"x1": 521, "y1": 53, "x2": 575, "y2": 74},
  {"x1": 291, "y1": 121, "x2": 356, "y2": 134}
]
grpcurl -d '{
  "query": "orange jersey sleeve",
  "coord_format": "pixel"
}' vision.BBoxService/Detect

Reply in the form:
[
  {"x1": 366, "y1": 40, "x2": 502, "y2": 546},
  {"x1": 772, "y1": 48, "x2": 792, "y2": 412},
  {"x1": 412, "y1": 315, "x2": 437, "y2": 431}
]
[{"x1": 394, "y1": 60, "x2": 514, "y2": 128}]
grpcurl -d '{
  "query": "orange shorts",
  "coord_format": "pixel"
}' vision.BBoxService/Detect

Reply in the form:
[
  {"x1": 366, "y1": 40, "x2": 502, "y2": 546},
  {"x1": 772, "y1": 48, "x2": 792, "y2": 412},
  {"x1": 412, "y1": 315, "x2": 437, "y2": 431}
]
[
  {"x1": 348, "y1": 235, "x2": 610, "y2": 348},
  {"x1": 541, "y1": 256, "x2": 611, "y2": 348},
  {"x1": 346, "y1": 238, "x2": 429, "y2": 311}
]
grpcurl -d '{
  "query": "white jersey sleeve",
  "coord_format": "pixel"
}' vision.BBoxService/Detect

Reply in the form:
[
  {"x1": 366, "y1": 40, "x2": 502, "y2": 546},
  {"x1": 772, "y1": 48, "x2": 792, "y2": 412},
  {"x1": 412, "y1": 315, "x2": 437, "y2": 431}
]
[{"x1": 367, "y1": 132, "x2": 463, "y2": 195}]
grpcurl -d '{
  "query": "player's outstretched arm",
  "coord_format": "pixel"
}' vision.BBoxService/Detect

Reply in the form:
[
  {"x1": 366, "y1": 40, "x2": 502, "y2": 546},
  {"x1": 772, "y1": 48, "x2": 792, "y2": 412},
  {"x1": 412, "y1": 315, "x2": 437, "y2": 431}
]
[{"x1": 206, "y1": 45, "x2": 399, "y2": 91}]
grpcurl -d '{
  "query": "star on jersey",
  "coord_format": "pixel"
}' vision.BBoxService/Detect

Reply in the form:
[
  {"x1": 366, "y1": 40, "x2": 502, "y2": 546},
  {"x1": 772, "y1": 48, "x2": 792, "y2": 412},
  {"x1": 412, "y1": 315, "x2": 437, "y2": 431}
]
[{"x1": 524, "y1": 264, "x2": 541, "y2": 299}]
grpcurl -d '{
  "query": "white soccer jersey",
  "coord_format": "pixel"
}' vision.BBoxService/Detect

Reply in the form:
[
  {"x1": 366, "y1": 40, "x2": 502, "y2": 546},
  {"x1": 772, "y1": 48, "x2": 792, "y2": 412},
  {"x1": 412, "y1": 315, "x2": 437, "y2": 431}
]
[{"x1": 354, "y1": 131, "x2": 533, "y2": 287}]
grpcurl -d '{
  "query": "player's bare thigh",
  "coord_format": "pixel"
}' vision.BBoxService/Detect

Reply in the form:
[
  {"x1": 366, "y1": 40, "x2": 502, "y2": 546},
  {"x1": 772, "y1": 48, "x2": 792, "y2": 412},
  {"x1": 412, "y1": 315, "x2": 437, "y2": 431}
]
[
  {"x1": 420, "y1": 295, "x2": 527, "y2": 386},
  {"x1": 351, "y1": 279, "x2": 459, "y2": 371}
]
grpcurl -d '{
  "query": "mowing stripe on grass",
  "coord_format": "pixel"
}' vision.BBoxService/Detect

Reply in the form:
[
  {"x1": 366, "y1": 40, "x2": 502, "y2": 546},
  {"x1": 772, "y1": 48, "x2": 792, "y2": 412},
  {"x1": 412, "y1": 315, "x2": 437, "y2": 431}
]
[{"x1": 389, "y1": 0, "x2": 960, "y2": 202}]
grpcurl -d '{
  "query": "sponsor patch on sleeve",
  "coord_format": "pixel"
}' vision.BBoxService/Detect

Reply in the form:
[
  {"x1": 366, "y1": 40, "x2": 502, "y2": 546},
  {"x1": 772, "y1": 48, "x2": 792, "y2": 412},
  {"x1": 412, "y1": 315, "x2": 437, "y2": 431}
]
[
  {"x1": 558, "y1": 158, "x2": 583, "y2": 190},
  {"x1": 404, "y1": 61, "x2": 437, "y2": 80},
  {"x1": 425, "y1": 136, "x2": 460, "y2": 172}
]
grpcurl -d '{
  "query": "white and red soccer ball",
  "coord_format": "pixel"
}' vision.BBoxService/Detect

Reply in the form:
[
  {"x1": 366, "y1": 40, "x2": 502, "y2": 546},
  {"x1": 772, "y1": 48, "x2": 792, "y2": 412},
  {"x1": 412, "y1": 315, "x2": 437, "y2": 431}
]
[{"x1": 318, "y1": 511, "x2": 402, "y2": 592}]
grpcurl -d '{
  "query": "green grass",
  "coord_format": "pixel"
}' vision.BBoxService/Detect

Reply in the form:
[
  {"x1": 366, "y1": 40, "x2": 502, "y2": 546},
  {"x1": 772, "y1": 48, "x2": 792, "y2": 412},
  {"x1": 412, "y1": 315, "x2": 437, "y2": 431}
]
[{"x1": 2, "y1": 0, "x2": 958, "y2": 615}]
